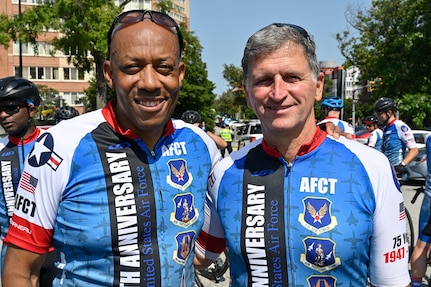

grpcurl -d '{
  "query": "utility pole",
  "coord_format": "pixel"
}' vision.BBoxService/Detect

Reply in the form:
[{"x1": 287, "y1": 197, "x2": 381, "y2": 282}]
[
  {"x1": 18, "y1": 0, "x2": 23, "y2": 77},
  {"x1": 351, "y1": 85, "x2": 369, "y2": 131}
]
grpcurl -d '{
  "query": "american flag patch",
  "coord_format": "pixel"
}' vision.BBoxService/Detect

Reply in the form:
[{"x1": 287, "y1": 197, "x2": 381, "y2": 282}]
[
  {"x1": 19, "y1": 171, "x2": 38, "y2": 194},
  {"x1": 399, "y1": 202, "x2": 406, "y2": 221}
]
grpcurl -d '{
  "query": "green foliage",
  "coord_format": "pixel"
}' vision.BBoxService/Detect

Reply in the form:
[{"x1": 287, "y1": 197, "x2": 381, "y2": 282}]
[
  {"x1": 337, "y1": 0, "x2": 431, "y2": 128},
  {"x1": 397, "y1": 94, "x2": 431, "y2": 129},
  {"x1": 172, "y1": 25, "x2": 217, "y2": 130}
]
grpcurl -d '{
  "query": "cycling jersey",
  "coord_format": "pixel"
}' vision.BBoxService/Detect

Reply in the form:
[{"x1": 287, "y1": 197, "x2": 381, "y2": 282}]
[
  {"x1": 318, "y1": 117, "x2": 355, "y2": 136},
  {"x1": 382, "y1": 118, "x2": 417, "y2": 166},
  {"x1": 367, "y1": 128, "x2": 383, "y2": 151},
  {"x1": 196, "y1": 129, "x2": 410, "y2": 287},
  {"x1": 418, "y1": 135, "x2": 431, "y2": 243},
  {"x1": 425, "y1": 135, "x2": 431, "y2": 198},
  {"x1": 0, "y1": 127, "x2": 43, "y2": 274},
  {"x1": 4, "y1": 100, "x2": 220, "y2": 287}
]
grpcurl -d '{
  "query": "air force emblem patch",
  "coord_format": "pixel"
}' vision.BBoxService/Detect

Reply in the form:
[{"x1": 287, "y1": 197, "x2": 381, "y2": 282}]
[
  {"x1": 298, "y1": 197, "x2": 338, "y2": 235},
  {"x1": 300, "y1": 237, "x2": 341, "y2": 272},
  {"x1": 173, "y1": 231, "x2": 196, "y2": 265},
  {"x1": 166, "y1": 159, "x2": 192, "y2": 191},
  {"x1": 28, "y1": 133, "x2": 63, "y2": 171},
  {"x1": 306, "y1": 275, "x2": 336, "y2": 287},
  {"x1": 170, "y1": 193, "x2": 198, "y2": 228}
]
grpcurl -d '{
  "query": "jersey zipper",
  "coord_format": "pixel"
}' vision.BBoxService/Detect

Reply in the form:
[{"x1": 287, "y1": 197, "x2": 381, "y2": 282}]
[{"x1": 284, "y1": 158, "x2": 295, "y2": 286}]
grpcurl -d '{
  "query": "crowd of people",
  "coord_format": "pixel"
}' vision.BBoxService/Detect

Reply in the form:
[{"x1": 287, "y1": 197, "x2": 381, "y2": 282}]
[{"x1": 0, "y1": 8, "x2": 428, "y2": 287}]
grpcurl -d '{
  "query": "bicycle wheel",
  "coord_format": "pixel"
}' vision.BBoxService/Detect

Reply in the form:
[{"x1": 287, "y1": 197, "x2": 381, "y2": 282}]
[
  {"x1": 195, "y1": 249, "x2": 230, "y2": 286},
  {"x1": 405, "y1": 208, "x2": 415, "y2": 261}
]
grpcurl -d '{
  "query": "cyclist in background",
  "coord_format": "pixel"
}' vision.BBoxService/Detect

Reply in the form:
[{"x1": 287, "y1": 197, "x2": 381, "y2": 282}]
[
  {"x1": 181, "y1": 110, "x2": 227, "y2": 151},
  {"x1": 54, "y1": 106, "x2": 80, "y2": 124},
  {"x1": 410, "y1": 134, "x2": 431, "y2": 286},
  {"x1": 318, "y1": 96, "x2": 355, "y2": 137},
  {"x1": 0, "y1": 76, "x2": 57, "y2": 286},
  {"x1": 364, "y1": 115, "x2": 383, "y2": 151},
  {"x1": 374, "y1": 97, "x2": 418, "y2": 180}
]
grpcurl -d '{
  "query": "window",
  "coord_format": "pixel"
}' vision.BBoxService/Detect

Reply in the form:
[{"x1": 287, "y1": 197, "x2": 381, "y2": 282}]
[{"x1": 63, "y1": 67, "x2": 70, "y2": 80}]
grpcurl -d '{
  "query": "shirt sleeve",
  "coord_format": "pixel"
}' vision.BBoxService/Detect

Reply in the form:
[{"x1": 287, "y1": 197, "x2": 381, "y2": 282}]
[{"x1": 367, "y1": 157, "x2": 411, "y2": 286}]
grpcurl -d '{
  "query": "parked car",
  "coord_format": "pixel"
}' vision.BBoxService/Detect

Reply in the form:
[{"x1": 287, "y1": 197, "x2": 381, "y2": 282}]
[
  {"x1": 405, "y1": 130, "x2": 431, "y2": 183},
  {"x1": 412, "y1": 130, "x2": 431, "y2": 149},
  {"x1": 406, "y1": 147, "x2": 427, "y2": 183},
  {"x1": 237, "y1": 120, "x2": 263, "y2": 148}
]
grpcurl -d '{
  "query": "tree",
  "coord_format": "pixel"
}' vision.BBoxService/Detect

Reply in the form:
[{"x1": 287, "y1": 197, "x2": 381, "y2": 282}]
[
  {"x1": 215, "y1": 64, "x2": 256, "y2": 120},
  {"x1": 337, "y1": 0, "x2": 431, "y2": 127},
  {"x1": 173, "y1": 25, "x2": 218, "y2": 130},
  {"x1": 2, "y1": 1, "x2": 122, "y2": 108}
]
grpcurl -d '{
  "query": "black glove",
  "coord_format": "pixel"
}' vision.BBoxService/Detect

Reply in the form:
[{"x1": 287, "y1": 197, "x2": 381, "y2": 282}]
[{"x1": 394, "y1": 164, "x2": 407, "y2": 177}]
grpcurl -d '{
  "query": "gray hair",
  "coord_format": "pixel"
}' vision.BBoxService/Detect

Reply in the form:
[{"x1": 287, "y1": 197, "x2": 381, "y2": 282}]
[{"x1": 241, "y1": 23, "x2": 319, "y2": 84}]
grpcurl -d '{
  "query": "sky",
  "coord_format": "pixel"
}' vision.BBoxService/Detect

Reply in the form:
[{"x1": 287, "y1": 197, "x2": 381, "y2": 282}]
[{"x1": 189, "y1": 0, "x2": 373, "y2": 95}]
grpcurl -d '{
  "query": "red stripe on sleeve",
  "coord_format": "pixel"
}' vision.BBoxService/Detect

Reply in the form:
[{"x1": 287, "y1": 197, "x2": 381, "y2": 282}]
[
  {"x1": 4, "y1": 214, "x2": 53, "y2": 254},
  {"x1": 196, "y1": 230, "x2": 226, "y2": 254}
]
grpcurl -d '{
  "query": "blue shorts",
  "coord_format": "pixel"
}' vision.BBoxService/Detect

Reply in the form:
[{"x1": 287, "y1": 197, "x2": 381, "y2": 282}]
[{"x1": 418, "y1": 192, "x2": 431, "y2": 243}]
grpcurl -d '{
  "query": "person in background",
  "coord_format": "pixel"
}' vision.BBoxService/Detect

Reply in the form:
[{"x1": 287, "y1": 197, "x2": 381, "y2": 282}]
[
  {"x1": 374, "y1": 97, "x2": 418, "y2": 180},
  {"x1": 363, "y1": 115, "x2": 383, "y2": 150},
  {"x1": 218, "y1": 123, "x2": 233, "y2": 157},
  {"x1": 54, "y1": 106, "x2": 80, "y2": 124},
  {"x1": 181, "y1": 110, "x2": 227, "y2": 151},
  {"x1": 0, "y1": 76, "x2": 57, "y2": 286},
  {"x1": 410, "y1": 135, "x2": 431, "y2": 286},
  {"x1": 194, "y1": 22, "x2": 410, "y2": 286},
  {"x1": 319, "y1": 96, "x2": 355, "y2": 137},
  {"x1": 2, "y1": 10, "x2": 220, "y2": 287}
]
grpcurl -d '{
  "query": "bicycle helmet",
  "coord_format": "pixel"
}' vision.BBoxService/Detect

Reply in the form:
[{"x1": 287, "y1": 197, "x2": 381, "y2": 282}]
[
  {"x1": 363, "y1": 115, "x2": 378, "y2": 125},
  {"x1": 181, "y1": 110, "x2": 201, "y2": 124},
  {"x1": 373, "y1": 97, "x2": 396, "y2": 113},
  {"x1": 55, "y1": 106, "x2": 79, "y2": 122},
  {"x1": 321, "y1": 96, "x2": 344, "y2": 110},
  {"x1": 0, "y1": 76, "x2": 41, "y2": 106}
]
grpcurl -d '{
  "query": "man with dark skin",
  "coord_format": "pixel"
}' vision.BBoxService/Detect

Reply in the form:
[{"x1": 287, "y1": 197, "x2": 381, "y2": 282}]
[
  {"x1": 0, "y1": 77, "x2": 57, "y2": 287},
  {"x1": 2, "y1": 11, "x2": 220, "y2": 287}
]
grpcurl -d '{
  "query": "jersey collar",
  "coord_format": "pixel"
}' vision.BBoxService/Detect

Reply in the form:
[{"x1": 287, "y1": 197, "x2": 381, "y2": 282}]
[
  {"x1": 102, "y1": 99, "x2": 175, "y2": 140},
  {"x1": 262, "y1": 127, "x2": 327, "y2": 158},
  {"x1": 8, "y1": 127, "x2": 41, "y2": 145},
  {"x1": 385, "y1": 118, "x2": 397, "y2": 127}
]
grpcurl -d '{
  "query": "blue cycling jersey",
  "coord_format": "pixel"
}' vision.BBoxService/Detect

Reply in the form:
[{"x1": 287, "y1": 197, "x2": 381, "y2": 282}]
[
  {"x1": 382, "y1": 119, "x2": 417, "y2": 166},
  {"x1": 196, "y1": 129, "x2": 410, "y2": 287},
  {"x1": 0, "y1": 128, "x2": 43, "y2": 275},
  {"x1": 5, "y1": 100, "x2": 220, "y2": 287}
]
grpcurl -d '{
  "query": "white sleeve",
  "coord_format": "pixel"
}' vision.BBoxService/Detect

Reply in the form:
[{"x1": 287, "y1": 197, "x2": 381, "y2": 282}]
[
  {"x1": 367, "y1": 156, "x2": 411, "y2": 286},
  {"x1": 367, "y1": 131, "x2": 377, "y2": 147}
]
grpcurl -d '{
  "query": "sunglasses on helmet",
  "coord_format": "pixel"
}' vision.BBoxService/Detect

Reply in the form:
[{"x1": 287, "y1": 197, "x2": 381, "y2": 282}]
[
  {"x1": 273, "y1": 23, "x2": 311, "y2": 42},
  {"x1": 107, "y1": 10, "x2": 184, "y2": 56}
]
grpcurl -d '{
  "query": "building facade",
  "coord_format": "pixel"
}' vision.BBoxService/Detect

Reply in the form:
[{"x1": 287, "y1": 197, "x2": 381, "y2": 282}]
[{"x1": 0, "y1": 0, "x2": 190, "y2": 113}]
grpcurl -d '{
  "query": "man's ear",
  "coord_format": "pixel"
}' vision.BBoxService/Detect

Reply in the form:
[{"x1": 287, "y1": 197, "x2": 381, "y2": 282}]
[
  {"x1": 103, "y1": 60, "x2": 115, "y2": 89},
  {"x1": 28, "y1": 106, "x2": 38, "y2": 118}
]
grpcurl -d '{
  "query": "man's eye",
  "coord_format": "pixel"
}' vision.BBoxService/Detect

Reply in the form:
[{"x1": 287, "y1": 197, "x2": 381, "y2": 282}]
[
  {"x1": 122, "y1": 65, "x2": 141, "y2": 74},
  {"x1": 157, "y1": 64, "x2": 174, "y2": 75},
  {"x1": 254, "y1": 79, "x2": 273, "y2": 86}
]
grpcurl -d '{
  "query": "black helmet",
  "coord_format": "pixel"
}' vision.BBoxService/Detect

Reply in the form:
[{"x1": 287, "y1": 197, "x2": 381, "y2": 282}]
[
  {"x1": 364, "y1": 115, "x2": 378, "y2": 125},
  {"x1": 55, "y1": 106, "x2": 79, "y2": 122},
  {"x1": 0, "y1": 76, "x2": 41, "y2": 106},
  {"x1": 181, "y1": 110, "x2": 201, "y2": 124},
  {"x1": 374, "y1": 97, "x2": 396, "y2": 113}
]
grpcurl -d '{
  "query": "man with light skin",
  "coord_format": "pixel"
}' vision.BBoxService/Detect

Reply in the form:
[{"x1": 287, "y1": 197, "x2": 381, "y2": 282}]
[{"x1": 194, "y1": 23, "x2": 410, "y2": 287}]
